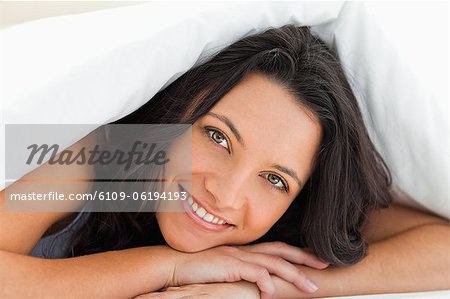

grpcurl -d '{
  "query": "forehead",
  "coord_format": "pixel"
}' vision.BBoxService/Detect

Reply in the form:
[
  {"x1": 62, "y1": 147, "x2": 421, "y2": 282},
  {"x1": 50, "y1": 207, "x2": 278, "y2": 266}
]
[{"x1": 208, "y1": 72, "x2": 322, "y2": 178}]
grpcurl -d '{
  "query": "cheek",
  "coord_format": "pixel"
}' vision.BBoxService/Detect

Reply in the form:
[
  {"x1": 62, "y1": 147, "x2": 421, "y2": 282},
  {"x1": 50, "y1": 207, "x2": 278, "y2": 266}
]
[
  {"x1": 165, "y1": 129, "x2": 193, "y2": 178},
  {"x1": 155, "y1": 213, "x2": 193, "y2": 251},
  {"x1": 191, "y1": 135, "x2": 225, "y2": 172}
]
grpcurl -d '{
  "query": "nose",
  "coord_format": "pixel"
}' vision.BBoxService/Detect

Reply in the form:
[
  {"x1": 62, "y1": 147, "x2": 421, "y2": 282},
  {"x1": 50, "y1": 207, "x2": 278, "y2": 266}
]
[{"x1": 204, "y1": 167, "x2": 250, "y2": 210}]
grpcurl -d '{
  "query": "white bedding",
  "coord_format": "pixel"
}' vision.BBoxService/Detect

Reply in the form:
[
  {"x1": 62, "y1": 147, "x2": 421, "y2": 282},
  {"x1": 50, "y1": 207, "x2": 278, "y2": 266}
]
[
  {"x1": 326, "y1": 290, "x2": 450, "y2": 299},
  {"x1": 0, "y1": 2, "x2": 448, "y2": 297}
]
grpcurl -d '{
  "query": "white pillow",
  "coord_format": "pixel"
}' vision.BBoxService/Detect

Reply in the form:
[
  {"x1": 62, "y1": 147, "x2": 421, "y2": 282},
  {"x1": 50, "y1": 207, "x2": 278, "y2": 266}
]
[
  {"x1": 313, "y1": 2, "x2": 449, "y2": 218},
  {"x1": 1, "y1": 1, "x2": 448, "y2": 219}
]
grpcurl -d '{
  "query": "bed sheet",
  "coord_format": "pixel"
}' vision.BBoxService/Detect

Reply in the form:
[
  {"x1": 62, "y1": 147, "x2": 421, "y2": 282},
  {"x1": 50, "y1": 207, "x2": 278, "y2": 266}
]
[{"x1": 325, "y1": 290, "x2": 450, "y2": 299}]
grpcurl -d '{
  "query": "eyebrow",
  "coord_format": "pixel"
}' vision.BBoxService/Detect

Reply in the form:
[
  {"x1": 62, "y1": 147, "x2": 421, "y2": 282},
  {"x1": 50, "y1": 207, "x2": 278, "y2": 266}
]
[
  {"x1": 205, "y1": 111, "x2": 303, "y2": 189},
  {"x1": 270, "y1": 164, "x2": 303, "y2": 189},
  {"x1": 206, "y1": 112, "x2": 246, "y2": 148}
]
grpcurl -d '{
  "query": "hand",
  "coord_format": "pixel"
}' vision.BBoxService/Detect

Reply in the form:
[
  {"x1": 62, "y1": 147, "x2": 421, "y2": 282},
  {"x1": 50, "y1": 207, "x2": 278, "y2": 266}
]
[
  {"x1": 233, "y1": 241, "x2": 329, "y2": 270},
  {"x1": 170, "y1": 242, "x2": 328, "y2": 299},
  {"x1": 133, "y1": 281, "x2": 259, "y2": 299}
]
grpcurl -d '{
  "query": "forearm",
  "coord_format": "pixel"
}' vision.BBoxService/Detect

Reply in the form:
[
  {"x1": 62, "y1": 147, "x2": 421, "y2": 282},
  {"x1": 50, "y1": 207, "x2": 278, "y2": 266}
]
[
  {"x1": 0, "y1": 246, "x2": 175, "y2": 298},
  {"x1": 272, "y1": 223, "x2": 450, "y2": 298}
]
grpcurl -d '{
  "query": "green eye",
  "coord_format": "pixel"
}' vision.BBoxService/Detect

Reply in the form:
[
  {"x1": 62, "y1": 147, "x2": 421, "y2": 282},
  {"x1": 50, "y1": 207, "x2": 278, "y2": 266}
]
[
  {"x1": 206, "y1": 128, "x2": 230, "y2": 151},
  {"x1": 267, "y1": 173, "x2": 280, "y2": 184},
  {"x1": 212, "y1": 131, "x2": 225, "y2": 143},
  {"x1": 263, "y1": 173, "x2": 288, "y2": 192}
]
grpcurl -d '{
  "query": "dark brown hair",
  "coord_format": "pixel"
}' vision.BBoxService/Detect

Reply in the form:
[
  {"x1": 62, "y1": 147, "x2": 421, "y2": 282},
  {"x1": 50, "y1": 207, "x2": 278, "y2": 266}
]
[{"x1": 65, "y1": 25, "x2": 392, "y2": 266}]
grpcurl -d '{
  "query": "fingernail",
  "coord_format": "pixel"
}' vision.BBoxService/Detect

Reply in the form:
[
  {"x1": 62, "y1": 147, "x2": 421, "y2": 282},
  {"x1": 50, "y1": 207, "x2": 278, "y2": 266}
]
[{"x1": 305, "y1": 278, "x2": 319, "y2": 292}]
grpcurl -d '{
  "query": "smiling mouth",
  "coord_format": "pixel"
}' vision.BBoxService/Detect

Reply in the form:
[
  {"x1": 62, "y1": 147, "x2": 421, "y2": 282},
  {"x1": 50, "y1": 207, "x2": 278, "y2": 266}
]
[{"x1": 178, "y1": 184, "x2": 234, "y2": 229}]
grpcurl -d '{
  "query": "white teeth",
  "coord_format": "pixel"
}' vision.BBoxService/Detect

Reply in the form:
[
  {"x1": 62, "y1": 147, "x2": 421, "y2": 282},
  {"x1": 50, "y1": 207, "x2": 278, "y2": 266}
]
[
  {"x1": 203, "y1": 213, "x2": 214, "y2": 222},
  {"x1": 187, "y1": 197, "x2": 228, "y2": 225},
  {"x1": 195, "y1": 207, "x2": 207, "y2": 218}
]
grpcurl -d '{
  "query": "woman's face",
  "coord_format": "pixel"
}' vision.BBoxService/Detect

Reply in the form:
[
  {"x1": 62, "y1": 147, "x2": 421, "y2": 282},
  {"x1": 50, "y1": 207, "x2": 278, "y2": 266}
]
[{"x1": 156, "y1": 72, "x2": 322, "y2": 252}]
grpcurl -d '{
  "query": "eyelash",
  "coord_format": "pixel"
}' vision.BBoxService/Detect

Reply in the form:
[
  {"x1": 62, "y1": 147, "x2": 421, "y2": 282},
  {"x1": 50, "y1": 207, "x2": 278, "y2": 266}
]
[
  {"x1": 202, "y1": 126, "x2": 289, "y2": 193},
  {"x1": 261, "y1": 173, "x2": 289, "y2": 193},
  {"x1": 203, "y1": 126, "x2": 232, "y2": 153}
]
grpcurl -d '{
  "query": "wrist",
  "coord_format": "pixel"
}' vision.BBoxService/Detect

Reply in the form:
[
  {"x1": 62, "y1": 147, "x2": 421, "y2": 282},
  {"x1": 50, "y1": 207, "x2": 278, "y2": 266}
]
[{"x1": 154, "y1": 245, "x2": 183, "y2": 289}]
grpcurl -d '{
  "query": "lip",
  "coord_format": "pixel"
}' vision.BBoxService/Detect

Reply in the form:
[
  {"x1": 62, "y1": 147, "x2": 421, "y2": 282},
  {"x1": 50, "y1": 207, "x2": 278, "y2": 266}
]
[
  {"x1": 182, "y1": 200, "x2": 233, "y2": 232},
  {"x1": 179, "y1": 184, "x2": 234, "y2": 232}
]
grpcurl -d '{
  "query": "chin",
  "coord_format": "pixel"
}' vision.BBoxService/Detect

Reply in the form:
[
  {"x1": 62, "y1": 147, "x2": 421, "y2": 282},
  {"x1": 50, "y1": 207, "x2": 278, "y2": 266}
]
[
  {"x1": 159, "y1": 228, "x2": 211, "y2": 253},
  {"x1": 155, "y1": 213, "x2": 222, "y2": 253},
  {"x1": 165, "y1": 235, "x2": 210, "y2": 253}
]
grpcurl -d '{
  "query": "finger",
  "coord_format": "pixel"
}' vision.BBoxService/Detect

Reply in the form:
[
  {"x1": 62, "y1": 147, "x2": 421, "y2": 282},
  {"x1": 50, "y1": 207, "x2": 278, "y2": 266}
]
[
  {"x1": 160, "y1": 287, "x2": 182, "y2": 292},
  {"x1": 146, "y1": 291, "x2": 185, "y2": 299},
  {"x1": 234, "y1": 251, "x2": 319, "y2": 294},
  {"x1": 237, "y1": 242, "x2": 329, "y2": 269},
  {"x1": 133, "y1": 293, "x2": 164, "y2": 299},
  {"x1": 134, "y1": 288, "x2": 187, "y2": 299},
  {"x1": 232, "y1": 260, "x2": 275, "y2": 299},
  {"x1": 237, "y1": 242, "x2": 328, "y2": 268}
]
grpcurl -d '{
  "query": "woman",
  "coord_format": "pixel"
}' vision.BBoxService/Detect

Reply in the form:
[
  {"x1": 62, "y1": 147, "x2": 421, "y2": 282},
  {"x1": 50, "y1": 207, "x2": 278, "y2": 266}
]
[{"x1": 0, "y1": 25, "x2": 448, "y2": 298}]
